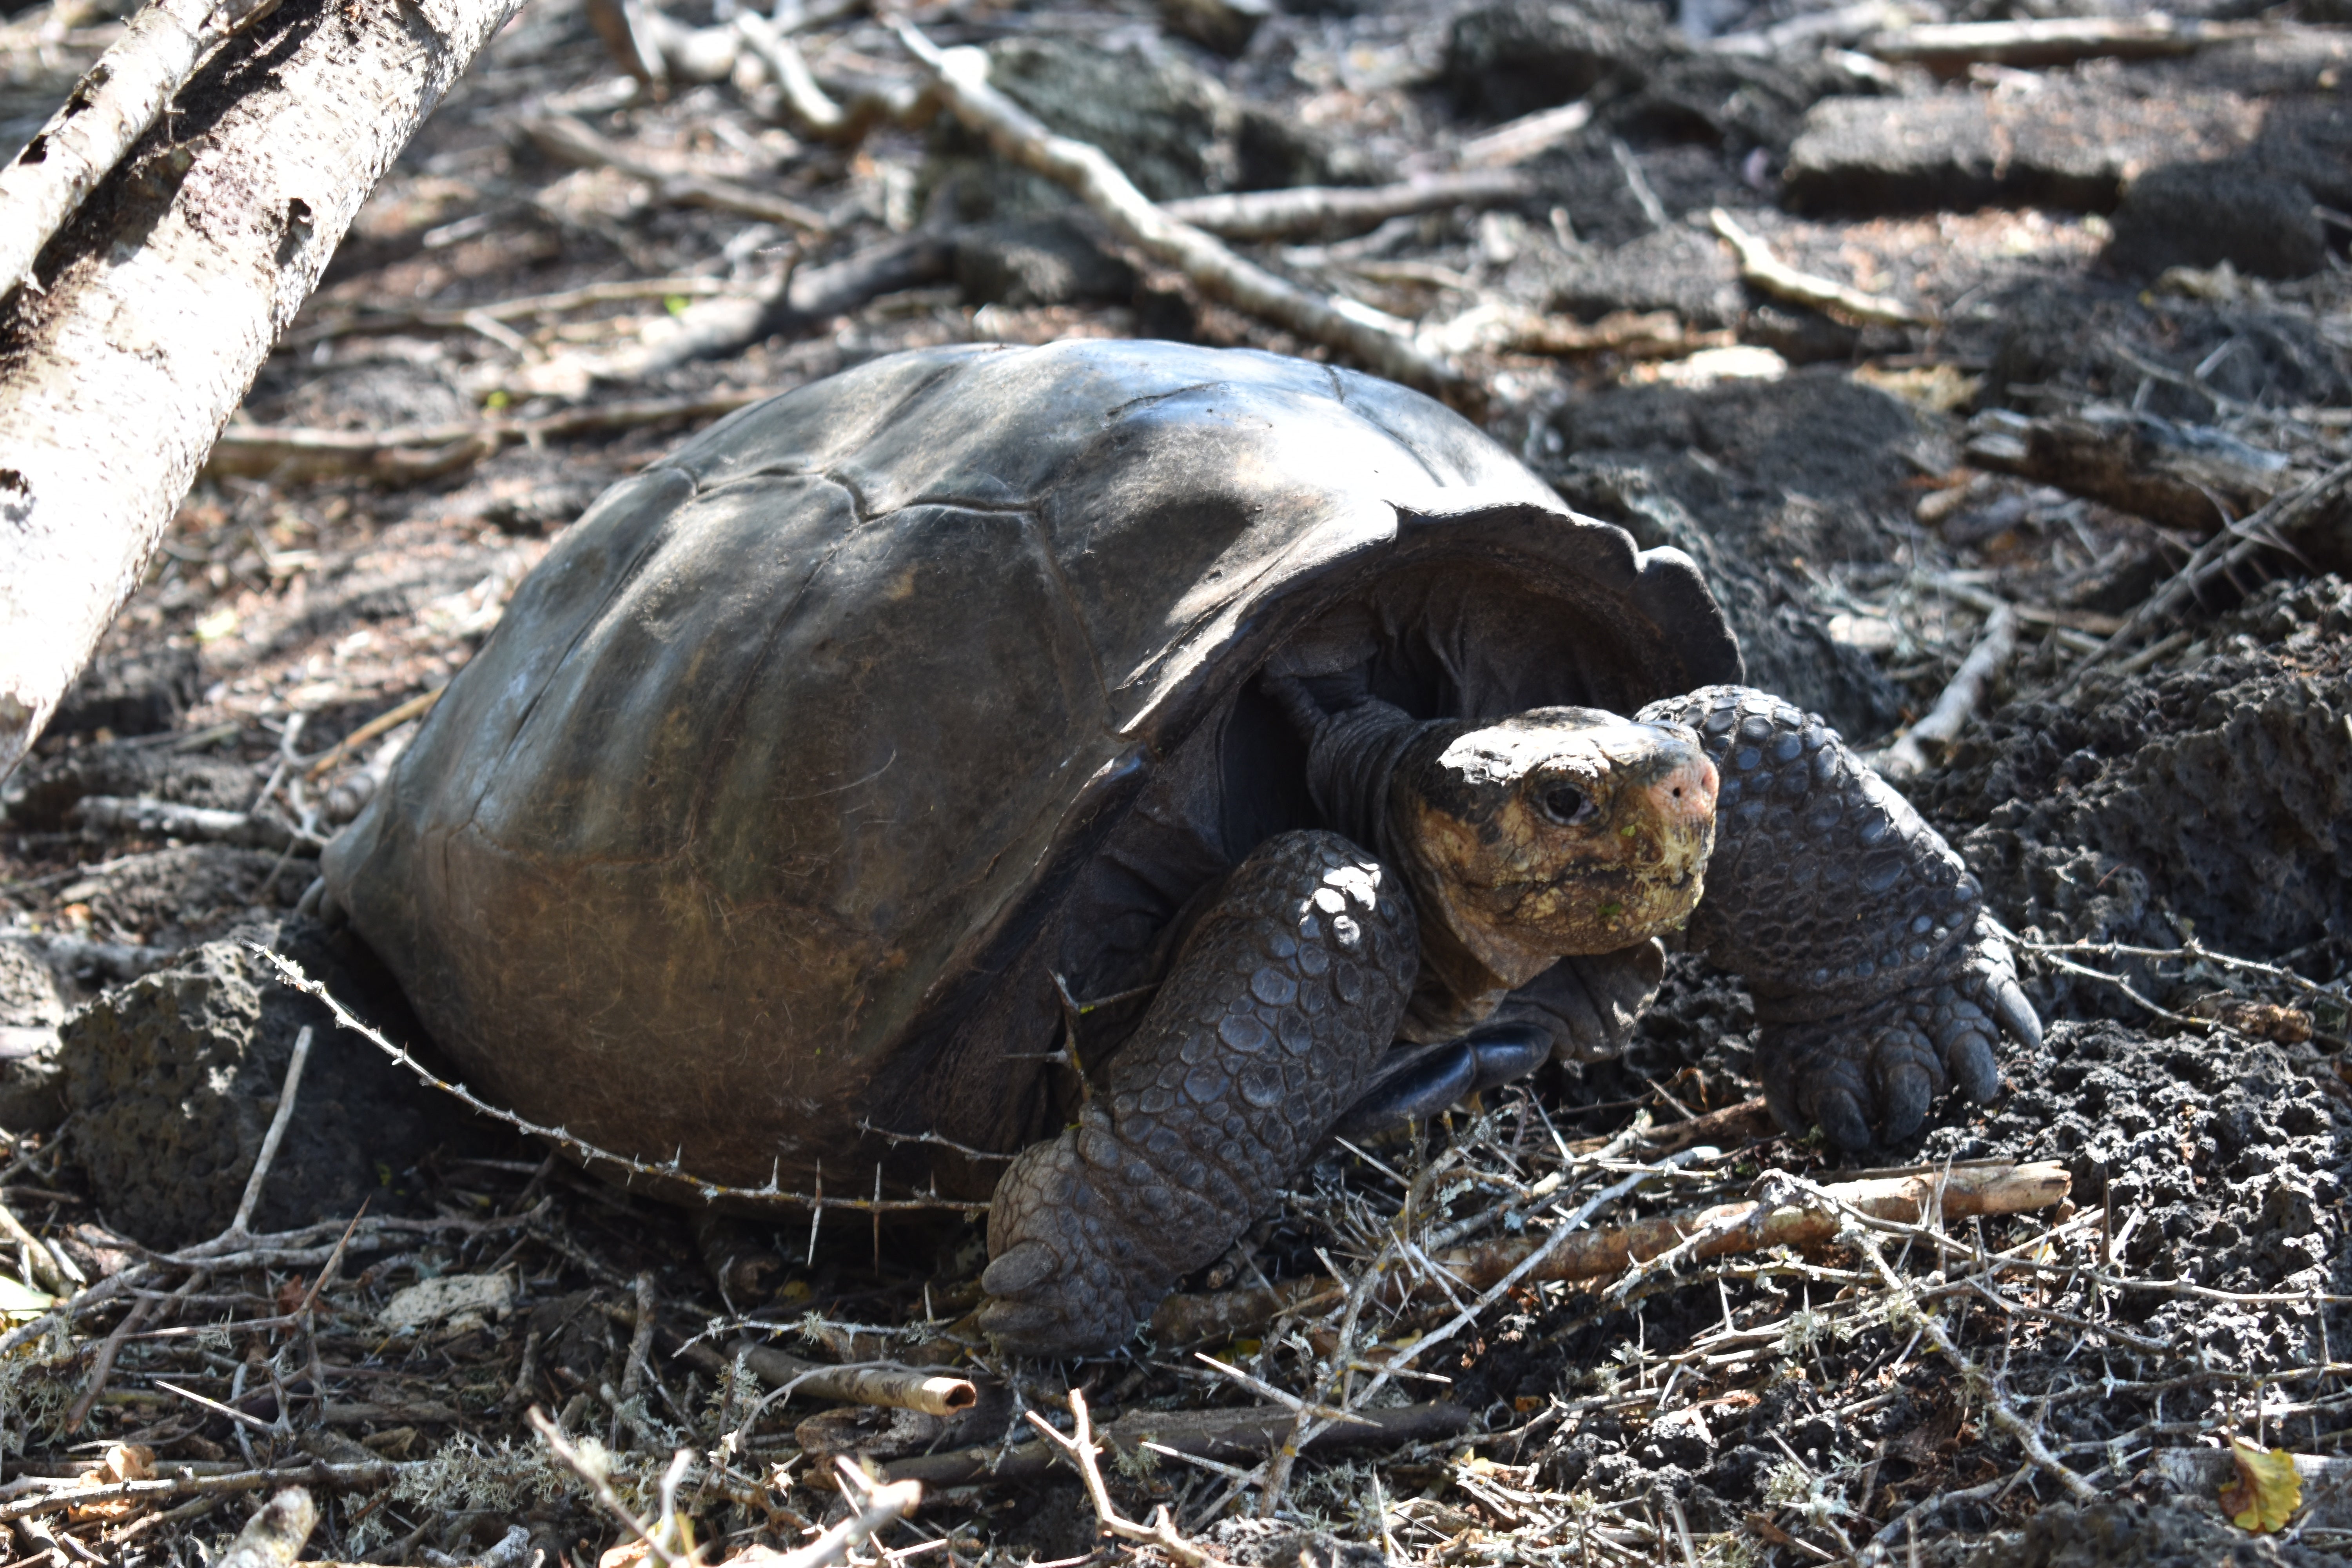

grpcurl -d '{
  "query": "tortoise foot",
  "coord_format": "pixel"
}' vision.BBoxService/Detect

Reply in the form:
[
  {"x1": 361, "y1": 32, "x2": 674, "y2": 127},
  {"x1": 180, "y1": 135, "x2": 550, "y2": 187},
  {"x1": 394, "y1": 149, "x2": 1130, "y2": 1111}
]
[
  {"x1": 980, "y1": 830, "x2": 1415, "y2": 1356},
  {"x1": 1759, "y1": 913, "x2": 2039, "y2": 1148}
]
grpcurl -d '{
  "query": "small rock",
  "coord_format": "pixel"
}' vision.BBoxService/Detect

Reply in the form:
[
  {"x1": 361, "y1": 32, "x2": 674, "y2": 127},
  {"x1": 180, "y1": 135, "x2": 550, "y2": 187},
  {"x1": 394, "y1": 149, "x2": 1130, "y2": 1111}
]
[
  {"x1": 1445, "y1": 0, "x2": 1675, "y2": 122},
  {"x1": 379, "y1": 1272, "x2": 517, "y2": 1334},
  {"x1": 1159, "y1": 0, "x2": 1270, "y2": 57},
  {"x1": 2107, "y1": 160, "x2": 2326, "y2": 279},
  {"x1": 0, "y1": 944, "x2": 68, "y2": 1132}
]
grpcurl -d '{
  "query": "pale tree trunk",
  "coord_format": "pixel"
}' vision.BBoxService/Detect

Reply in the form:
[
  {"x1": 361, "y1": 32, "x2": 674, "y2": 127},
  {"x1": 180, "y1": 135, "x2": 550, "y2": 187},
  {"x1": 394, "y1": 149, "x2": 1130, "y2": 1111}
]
[{"x1": 0, "y1": 0, "x2": 529, "y2": 781}]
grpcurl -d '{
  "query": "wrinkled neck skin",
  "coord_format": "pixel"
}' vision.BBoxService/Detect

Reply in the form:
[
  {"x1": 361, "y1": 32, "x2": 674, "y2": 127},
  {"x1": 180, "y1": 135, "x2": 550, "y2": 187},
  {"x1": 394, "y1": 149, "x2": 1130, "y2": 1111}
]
[{"x1": 1274, "y1": 682, "x2": 1547, "y2": 1040}]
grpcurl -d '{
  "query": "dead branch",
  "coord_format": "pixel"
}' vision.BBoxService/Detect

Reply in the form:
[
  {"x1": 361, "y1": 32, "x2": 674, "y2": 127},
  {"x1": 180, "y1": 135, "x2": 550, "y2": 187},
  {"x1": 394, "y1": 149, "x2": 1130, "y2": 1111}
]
[
  {"x1": 287, "y1": 276, "x2": 731, "y2": 346},
  {"x1": 1416, "y1": 302, "x2": 1732, "y2": 361},
  {"x1": 302, "y1": 689, "x2": 442, "y2": 780},
  {"x1": 67, "y1": 795, "x2": 303, "y2": 851},
  {"x1": 1708, "y1": 208, "x2": 1933, "y2": 328},
  {"x1": 885, "y1": 1400, "x2": 1475, "y2": 1488},
  {"x1": 733, "y1": 1343, "x2": 976, "y2": 1419},
  {"x1": 1159, "y1": 170, "x2": 1532, "y2": 243},
  {"x1": 503, "y1": 232, "x2": 953, "y2": 398},
  {"x1": 0, "y1": 1464, "x2": 396, "y2": 1523},
  {"x1": 733, "y1": 14, "x2": 933, "y2": 146},
  {"x1": 0, "y1": 0, "x2": 533, "y2": 785},
  {"x1": 1963, "y1": 405, "x2": 2294, "y2": 534},
  {"x1": 896, "y1": 24, "x2": 1471, "y2": 408},
  {"x1": 229, "y1": 1024, "x2": 311, "y2": 1237},
  {"x1": 1862, "y1": 15, "x2": 2276, "y2": 73},
  {"x1": 1024, "y1": 1390, "x2": 1233, "y2": 1568},
  {"x1": 209, "y1": 1488, "x2": 318, "y2": 1568},
  {"x1": 1876, "y1": 601, "x2": 2016, "y2": 780},
  {"x1": 524, "y1": 114, "x2": 830, "y2": 234},
  {"x1": 527, "y1": 1407, "x2": 690, "y2": 1568},
  {"x1": 205, "y1": 389, "x2": 782, "y2": 483},
  {"x1": 0, "y1": 0, "x2": 280, "y2": 304},
  {"x1": 0, "y1": 1197, "x2": 76, "y2": 1297},
  {"x1": 1152, "y1": 1161, "x2": 2071, "y2": 1344}
]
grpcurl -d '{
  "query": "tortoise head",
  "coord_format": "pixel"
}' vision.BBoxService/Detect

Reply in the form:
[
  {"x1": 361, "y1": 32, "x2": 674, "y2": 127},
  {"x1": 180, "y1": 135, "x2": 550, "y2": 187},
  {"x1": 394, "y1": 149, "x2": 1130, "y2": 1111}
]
[{"x1": 1387, "y1": 708, "x2": 1718, "y2": 981}]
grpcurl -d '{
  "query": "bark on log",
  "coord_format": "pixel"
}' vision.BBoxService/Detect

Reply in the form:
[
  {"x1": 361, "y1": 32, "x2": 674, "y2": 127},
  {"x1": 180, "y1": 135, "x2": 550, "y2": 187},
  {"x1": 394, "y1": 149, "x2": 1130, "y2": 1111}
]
[{"x1": 0, "y1": 0, "x2": 532, "y2": 783}]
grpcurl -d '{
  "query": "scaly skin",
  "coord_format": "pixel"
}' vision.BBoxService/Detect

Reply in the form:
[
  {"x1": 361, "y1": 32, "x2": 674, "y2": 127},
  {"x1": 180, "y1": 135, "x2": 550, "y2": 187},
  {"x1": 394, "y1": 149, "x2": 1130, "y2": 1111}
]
[
  {"x1": 1635, "y1": 685, "x2": 2042, "y2": 1147},
  {"x1": 979, "y1": 831, "x2": 1416, "y2": 1355}
]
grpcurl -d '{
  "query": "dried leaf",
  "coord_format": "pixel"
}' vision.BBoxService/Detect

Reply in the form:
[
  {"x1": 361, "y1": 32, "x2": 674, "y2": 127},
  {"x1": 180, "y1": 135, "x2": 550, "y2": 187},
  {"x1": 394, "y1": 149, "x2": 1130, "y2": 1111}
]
[{"x1": 2218, "y1": 1436, "x2": 2300, "y2": 1532}]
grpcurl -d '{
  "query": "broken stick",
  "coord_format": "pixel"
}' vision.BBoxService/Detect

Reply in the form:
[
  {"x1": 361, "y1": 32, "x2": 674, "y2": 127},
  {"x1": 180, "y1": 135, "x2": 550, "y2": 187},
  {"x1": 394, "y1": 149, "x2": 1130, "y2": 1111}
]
[
  {"x1": 896, "y1": 24, "x2": 1470, "y2": 408},
  {"x1": 1708, "y1": 207, "x2": 1932, "y2": 328},
  {"x1": 1160, "y1": 169, "x2": 1532, "y2": 243},
  {"x1": 1875, "y1": 600, "x2": 2017, "y2": 780},
  {"x1": 1150, "y1": 1160, "x2": 2070, "y2": 1343},
  {"x1": 523, "y1": 114, "x2": 830, "y2": 234}
]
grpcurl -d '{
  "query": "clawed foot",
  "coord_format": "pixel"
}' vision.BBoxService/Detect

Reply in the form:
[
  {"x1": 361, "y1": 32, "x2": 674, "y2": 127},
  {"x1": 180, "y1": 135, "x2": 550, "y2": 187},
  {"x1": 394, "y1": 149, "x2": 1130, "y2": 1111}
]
[
  {"x1": 1758, "y1": 915, "x2": 2041, "y2": 1148},
  {"x1": 977, "y1": 1115, "x2": 1182, "y2": 1356}
]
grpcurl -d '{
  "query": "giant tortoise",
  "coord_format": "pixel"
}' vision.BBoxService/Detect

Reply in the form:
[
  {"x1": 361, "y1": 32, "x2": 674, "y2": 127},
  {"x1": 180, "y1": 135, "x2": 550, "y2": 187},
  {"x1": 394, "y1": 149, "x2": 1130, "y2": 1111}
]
[{"x1": 321, "y1": 339, "x2": 2040, "y2": 1353}]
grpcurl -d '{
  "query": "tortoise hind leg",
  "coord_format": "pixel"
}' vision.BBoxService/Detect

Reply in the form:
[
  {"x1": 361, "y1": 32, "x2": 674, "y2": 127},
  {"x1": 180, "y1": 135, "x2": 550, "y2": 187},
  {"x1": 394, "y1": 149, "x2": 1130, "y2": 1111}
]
[{"x1": 980, "y1": 830, "x2": 1416, "y2": 1355}]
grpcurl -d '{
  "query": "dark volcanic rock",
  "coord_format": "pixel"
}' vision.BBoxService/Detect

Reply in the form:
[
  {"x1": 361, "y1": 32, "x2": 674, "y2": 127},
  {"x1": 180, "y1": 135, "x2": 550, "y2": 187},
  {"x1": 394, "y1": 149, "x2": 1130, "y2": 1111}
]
[
  {"x1": 61, "y1": 924, "x2": 500, "y2": 1247},
  {"x1": 1443, "y1": 0, "x2": 1674, "y2": 122},
  {"x1": 5, "y1": 739, "x2": 255, "y2": 831},
  {"x1": 42, "y1": 646, "x2": 202, "y2": 743},
  {"x1": 1540, "y1": 368, "x2": 1916, "y2": 740},
  {"x1": 1521, "y1": 221, "x2": 1746, "y2": 326},
  {"x1": 954, "y1": 217, "x2": 1136, "y2": 308},
  {"x1": 2107, "y1": 160, "x2": 2326, "y2": 279},
  {"x1": 1784, "y1": 84, "x2": 2259, "y2": 215},
  {"x1": 1924, "y1": 577, "x2": 2352, "y2": 973},
  {"x1": 0, "y1": 944, "x2": 67, "y2": 1132},
  {"x1": 1967, "y1": 1498, "x2": 2344, "y2": 1568},
  {"x1": 955, "y1": 37, "x2": 1229, "y2": 207}
]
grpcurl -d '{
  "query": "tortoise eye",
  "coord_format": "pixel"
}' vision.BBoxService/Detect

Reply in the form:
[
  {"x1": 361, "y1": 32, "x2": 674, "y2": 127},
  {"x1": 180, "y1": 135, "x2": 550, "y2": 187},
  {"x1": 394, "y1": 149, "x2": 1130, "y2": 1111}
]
[{"x1": 1539, "y1": 784, "x2": 1596, "y2": 826}]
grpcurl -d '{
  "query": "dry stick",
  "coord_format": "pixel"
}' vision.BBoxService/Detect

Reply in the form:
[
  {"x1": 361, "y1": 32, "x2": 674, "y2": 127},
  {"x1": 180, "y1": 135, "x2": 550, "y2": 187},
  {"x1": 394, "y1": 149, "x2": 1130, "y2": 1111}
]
[
  {"x1": 205, "y1": 387, "x2": 786, "y2": 483},
  {"x1": 1708, "y1": 208, "x2": 1933, "y2": 328},
  {"x1": 621, "y1": 1271, "x2": 658, "y2": 1396},
  {"x1": 0, "y1": 0, "x2": 535, "y2": 783},
  {"x1": 0, "y1": 1198, "x2": 73, "y2": 1296},
  {"x1": 2049, "y1": 455, "x2": 2352, "y2": 697},
  {"x1": 1862, "y1": 15, "x2": 2269, "y2": 71},
  {"x1": 0, "y1": 0, "x2": 282, "y2": 302},
  {"x1": 287, "y1": 275, "x2": 731, "y2": 344},
  {"x1": 259, "y1": 948, "x2": 987, "y2": 1214},
  {"x1": 229, "y1": 1025, "x2": 312, "y2": 1237},
  {"x1": 523, "y1": 114, "x2": 831, "y2": 233},
  {"x1": 303, "y1": 689, "x2": 442, "y2": 780},
  {"x1": 1456, "y1": 98, "x2": 1595, "y2": 169},
  {"x1": 895, "y1": 24, "x2": 1471, "y2": 409},
  {"x1": 725, "y1": 1341, "x2": 976, "y2": 1418},
  {"x1": 61, "y1": 1294, "x2": 154, "y2": 1433},
  {"x1": 1875, "y1": 601, "x2": 2017, "y2": 780},
  {"x1": 733, "y1": 14, "x2": 931, "y2": 146},
  {"x1": 738, "y1": 1459, "x2": 922, "y2": 1568},
  {"x1": 1151, "y1": 1161, "x2": 2069, "y2": 1344},
  {"x1": 0, "y1": 1463, "x2": 398, "y2": 1523},
  {"x1": 1158, "y1": 169, "x2": 1533, "y2": 243},
  {"x1": 1024, "y1": 1390, "x2": 1234, "y2": 1568},
  {"x1": 526, "y1": 1407, "x2": 688, "y2": 1568}
]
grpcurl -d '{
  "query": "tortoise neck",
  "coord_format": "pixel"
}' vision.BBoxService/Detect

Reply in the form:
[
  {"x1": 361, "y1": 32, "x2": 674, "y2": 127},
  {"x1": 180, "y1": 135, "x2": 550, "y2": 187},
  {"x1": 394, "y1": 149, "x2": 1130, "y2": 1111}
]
[{"x1": 1276, "y1": 688, "x2": 1426, "y2": 868}]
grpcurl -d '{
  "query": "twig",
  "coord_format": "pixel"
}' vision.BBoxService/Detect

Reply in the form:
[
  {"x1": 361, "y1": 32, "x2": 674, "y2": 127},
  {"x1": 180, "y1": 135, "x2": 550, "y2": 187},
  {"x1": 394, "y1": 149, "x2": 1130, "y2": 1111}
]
[
  {"x1": 67, "y1": 795, "x2": 307, "y2": 851},
  {"x1": 523, "y1": 114, "x2": 831, "y2": 233},
  {"x1": 621, "y1": 1271, "x2": 658, "y2": 1396},
  {"x1": 0, "y1": 1198, "x2": 73, "y2": 1296},
  {"x1": 62, "y1": 1293, "x2": 153, "y2": 1433},
  {"x1": 726, "y1": 1340, "x2": 977, "y2": 1417},
  {"x1": 285, "y1": 275, "x2": 731, "y2": 345},
  {"x1": 737, "y1": 1459, "x2": 922, "y2": 1568},
  {"x1": 733, "y1": 14, "x2": 930, "y2": 146},
  {"x1": 526, "y1": 1406, "x2": 686, "y2": 1568},
  {"x1": 1709, "y1": 208, "x2": 1933, "y2": 328},
  {"x1": 206, "y1": 388, "x2": 787, "y2": 482},
  {"x1": 1862, "y1": 15, "x2": 2270, "y2": 72},
  {"x1": 229, "y1": 1025, "x2": 312, "y2": 1237},
  {"x1": 259, "y1": 948, "x2": 988, "y2": 1212},
  {"x1": 885, "y1": 1401, "x2": 1473, "y2": 1487},
  {"x1": 1456, "y1": 99, "x2": 1594, "y2": 169},
  {"x1": 0, "y1": 1462, "x2": 397, "y2": 1522},
  {"x1": 895, "y1": 24, "x2": 1471, "y2": 408},
  {"x1": 1876, "y1": 601, "x2": 2016, "y2": 780},
  {"x1": 303, "y1": 689, "x2": 442, "y2": 779},
  {"x1": 1158, "y1": 170, "x2": 1532, "y2": 243},
  {"x1": 1024, "y1": 1390, "x2": 1234, "y2": 1568}
]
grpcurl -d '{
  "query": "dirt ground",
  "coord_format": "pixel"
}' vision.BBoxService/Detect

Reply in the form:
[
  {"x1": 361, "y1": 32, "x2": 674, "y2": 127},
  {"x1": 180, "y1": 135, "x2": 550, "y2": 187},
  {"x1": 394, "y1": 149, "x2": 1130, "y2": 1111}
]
[{"x1": 1, "y1": 0, "x2": 2349, "y2": 1563}]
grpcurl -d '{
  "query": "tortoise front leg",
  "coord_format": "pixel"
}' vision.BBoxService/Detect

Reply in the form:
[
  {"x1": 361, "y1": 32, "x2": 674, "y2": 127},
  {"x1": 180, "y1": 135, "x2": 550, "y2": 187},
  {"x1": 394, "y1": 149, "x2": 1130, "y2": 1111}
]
[
  {"x1": 1636, "y1": 686, "x2": 2041, "y2": 1148},
  {"x1": 980, "y1": 830, "x2": 1417, "y2": 1355}
]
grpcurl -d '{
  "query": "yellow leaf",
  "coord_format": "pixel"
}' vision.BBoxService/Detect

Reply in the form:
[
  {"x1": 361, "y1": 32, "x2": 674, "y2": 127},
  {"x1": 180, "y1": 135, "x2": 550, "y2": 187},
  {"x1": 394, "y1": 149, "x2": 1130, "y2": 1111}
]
[
  {"x1": 2219, "y1": 1436, "x2": 2300, "y2": 1532},
  {"x1": 0, "y1": 1274, "x2": 53, "y2": 1320}
]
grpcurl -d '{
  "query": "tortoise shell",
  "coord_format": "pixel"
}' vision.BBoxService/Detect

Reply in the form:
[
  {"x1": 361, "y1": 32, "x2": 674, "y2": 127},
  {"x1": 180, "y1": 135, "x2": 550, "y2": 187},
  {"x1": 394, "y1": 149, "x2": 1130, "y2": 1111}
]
[{"x1": 322, "y1": 340, "x2": 1741, "y2": 1196}]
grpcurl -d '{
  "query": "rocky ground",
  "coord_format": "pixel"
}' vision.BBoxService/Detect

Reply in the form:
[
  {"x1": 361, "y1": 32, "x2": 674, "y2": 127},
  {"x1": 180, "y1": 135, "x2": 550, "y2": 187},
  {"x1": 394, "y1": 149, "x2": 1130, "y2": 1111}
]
[{"x1": 0, "y1": 0, "x2": 2348, "y2": 1563}]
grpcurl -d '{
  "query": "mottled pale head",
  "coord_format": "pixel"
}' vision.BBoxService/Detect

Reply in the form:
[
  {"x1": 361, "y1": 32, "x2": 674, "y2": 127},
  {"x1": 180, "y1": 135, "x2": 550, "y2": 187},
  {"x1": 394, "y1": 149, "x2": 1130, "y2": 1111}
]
[{"x1": 1388, "y1": 708, "x2": 1719, "y2": 981}]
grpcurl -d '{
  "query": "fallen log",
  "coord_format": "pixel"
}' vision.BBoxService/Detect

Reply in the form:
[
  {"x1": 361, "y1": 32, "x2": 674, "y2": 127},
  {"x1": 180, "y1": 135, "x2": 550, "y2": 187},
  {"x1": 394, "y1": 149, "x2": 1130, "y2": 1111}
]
[
  {"x1": 0, "y1": 0, "x2": 535, "y2": 782},
  {"x1": 1148, "y1": 1160, "x2": 2070, "y2": 1345},
  {"x1": 1962, "y1": 405, "x2": 2294, "y2": 535}
]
